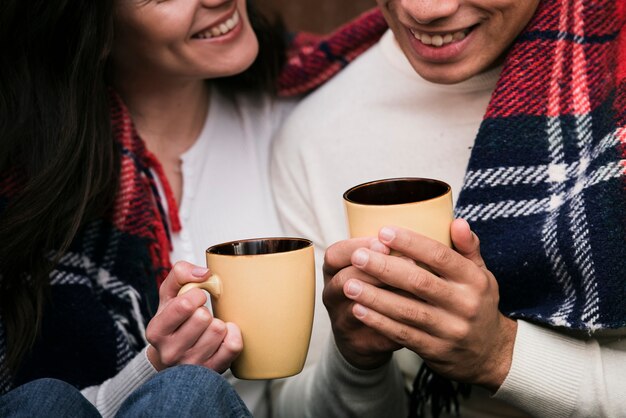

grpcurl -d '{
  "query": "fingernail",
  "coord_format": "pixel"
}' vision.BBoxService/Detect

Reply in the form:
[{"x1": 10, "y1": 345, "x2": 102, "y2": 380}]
[
  {"x1": 191, "y1": 267, "x2": 209, "y2": 277},
  {"x1": 379, "y1": 227, "x2": 395, "y2": 243},
  {"x1": 353, "y1": 249, "x2": 369, "y2": 267},
  {"x1": 345, "y1": 280, "x2": 362, "y2": 297},
  {"x1": 353, "y1": 304, "x2": 368, "y2": 318}
]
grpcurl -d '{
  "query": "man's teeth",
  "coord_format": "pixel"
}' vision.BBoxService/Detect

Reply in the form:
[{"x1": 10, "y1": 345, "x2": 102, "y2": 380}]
[
  {"x1": 410, "y1": 28, "x2": 468, "y2": 47},
  {"x1": 194, "y1": 11, "x2": 240, "y2": 39}
]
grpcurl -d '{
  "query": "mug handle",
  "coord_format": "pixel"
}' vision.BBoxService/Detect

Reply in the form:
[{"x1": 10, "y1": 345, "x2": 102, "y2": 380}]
[{"x1": 178, "y1": 275, "x2": 222, "y2": 299}]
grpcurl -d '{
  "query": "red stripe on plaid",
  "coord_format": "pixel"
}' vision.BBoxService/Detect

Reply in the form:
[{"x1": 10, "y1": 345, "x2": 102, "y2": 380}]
[
  {"x1": 278, "y1": 8, "x2": 387, "y2": 97},
  {"x1": 109, "y1": 91, "x2": 174, "y2": 287},
  {"x1": 486, "y1": 0, "x2": 619, "y2": 118},
  {"x1": 0, "y1": 169, "x2": 24, "y2": 200}
]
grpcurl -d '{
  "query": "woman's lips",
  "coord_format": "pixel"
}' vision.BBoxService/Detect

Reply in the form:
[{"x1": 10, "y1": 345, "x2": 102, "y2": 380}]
[{"x1": 192, "y1": 9, "x2": 240, "y2": 40}]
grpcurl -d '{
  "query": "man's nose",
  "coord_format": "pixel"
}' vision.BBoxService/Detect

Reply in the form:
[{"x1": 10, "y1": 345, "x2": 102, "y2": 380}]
[{"x1": 400, "y1": 0, "x2": 460, "y2": 25}]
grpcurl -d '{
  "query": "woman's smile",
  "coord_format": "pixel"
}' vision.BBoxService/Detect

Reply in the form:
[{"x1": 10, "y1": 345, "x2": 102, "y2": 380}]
[{"x1": 191, "y1": 8, "x2": 241, "y2": 40}]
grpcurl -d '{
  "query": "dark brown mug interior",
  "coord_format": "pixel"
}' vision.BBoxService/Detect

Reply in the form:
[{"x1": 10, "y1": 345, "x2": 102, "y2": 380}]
[
  {"x1": 344, "y1": 178, "x2": 450, "y2": 206},
  {"x1": 207, "y1": 238, "x2": 312, "y2": 256}
]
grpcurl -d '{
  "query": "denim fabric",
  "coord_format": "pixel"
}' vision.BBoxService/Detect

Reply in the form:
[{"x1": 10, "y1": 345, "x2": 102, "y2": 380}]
[
  {"x1": 0, "y1": 378, "x2": 101, "y2": 417},
  {"x1": 0, "y1": 366, "x2": 251, "y2": 418},
  {"x1": 116, "y1": 365, "x2": 252, "y2": 418}
]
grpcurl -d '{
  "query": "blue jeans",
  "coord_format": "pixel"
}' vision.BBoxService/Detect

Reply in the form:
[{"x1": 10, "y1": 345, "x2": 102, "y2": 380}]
[{"x1": 0, "y1": 365, "x2": 252, "y2": 417}]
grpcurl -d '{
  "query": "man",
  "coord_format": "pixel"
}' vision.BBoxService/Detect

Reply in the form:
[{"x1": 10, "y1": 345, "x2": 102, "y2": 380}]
[{"x1": 272, "y1": 0, "x2": 626, "y2": 417}]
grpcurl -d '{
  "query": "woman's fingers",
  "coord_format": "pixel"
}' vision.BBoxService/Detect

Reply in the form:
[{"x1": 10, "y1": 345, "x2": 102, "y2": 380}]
[
  {"x1": 158, "y1": 261, "x2": 211, "y2": 308},
  {"x1": 201, "y1": 322, "x2": 243, "y2": 372},
  {"x1": 150, "y1": 287, "x2": 208, "y2": 336}
]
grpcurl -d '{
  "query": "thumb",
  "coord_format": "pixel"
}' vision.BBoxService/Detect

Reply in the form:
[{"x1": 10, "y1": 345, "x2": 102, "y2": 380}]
[{"x1": 451, "y1": 218, "x2": 486, "y2": 269}]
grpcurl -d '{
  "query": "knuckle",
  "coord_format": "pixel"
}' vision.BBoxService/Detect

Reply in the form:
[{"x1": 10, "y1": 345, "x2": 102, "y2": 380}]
[
  {"x1": 171, "y1": 261, "x2": 188, "y2": 278},
  {"x1": 145, "y1": 325, "x2": 158, "y2": 345},
  {"x1": 160, "y1": 348, "x2": 178, "y2": 366},
  {"x1": 393, "y1": 326, "x2": 412, "y2": 345},
  {"x1": 401, "y1": 230, "x2": 417, "y2": 251},
  {"x1": 322, "y1": 274, "x2": 347, "y2": 307},
  {"x1": 449, "y1": 322, "x2": 471, "y2": 343},
  {"x1": 375, "y1": 256, "x2": 390, "y2": 276},
  {"x1": 462, "y1": 298, "x2": 481, "y2": 321},
  {"x1": 228, "y1": 338, "x2": 244, "y2": 354},
  {"x1": 174, "y1": 299, "x2": 194, "y2": 317},
  {"x1": 430, "y1": 244, "x2": 453, "y2": 267},
  {"x1": 193, "y1": 307, "x2": 212, "y2": 324},
  {"x1": 364, "y1": 288, "x2": 379, "y2": 308},
  {"x1": 406, "y1": 268, "x2": 430, "y2": 293},
  {"x1": 208, "y1": 318, "x2": 226, "y2": 335},
  {"x1": 323, "y1": 244, "x2": 340, "y2": 269},
  {"x1": 220, "y1": 339, "x2": 241, "y2": 356},
  {"x1": 397, "y1": 304, "x2": 421, "y2": 324}
]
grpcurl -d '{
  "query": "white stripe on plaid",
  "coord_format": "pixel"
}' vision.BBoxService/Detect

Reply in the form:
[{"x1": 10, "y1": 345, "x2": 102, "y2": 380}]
[
  {"x1": 461, "y1": 131, "x2": 620, "y2": 191},
  {"x1": 52, "y1": 250, "x2": 148, "y2": 367},
  {"x1": 456, "y1": 159, "x2": 624, "y2": 223}
]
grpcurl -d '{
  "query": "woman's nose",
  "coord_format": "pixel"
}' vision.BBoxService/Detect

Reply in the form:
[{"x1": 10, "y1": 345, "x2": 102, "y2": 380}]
[{"x1": 400, "y1": 0, "x2": 460, "y2": 25}]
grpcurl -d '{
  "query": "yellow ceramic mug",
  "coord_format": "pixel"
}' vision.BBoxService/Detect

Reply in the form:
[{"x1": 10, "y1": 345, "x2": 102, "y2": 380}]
[
  {"x1": 179, "y1": 237, "x2": 315, "y2": 380},
  {"x1": 343, "y1": 177, "x2": 453, "y2": 247}
]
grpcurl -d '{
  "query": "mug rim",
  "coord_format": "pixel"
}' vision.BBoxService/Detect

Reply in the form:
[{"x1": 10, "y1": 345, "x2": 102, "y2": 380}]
[
  {"x1": 343, "y1": 177, "x2": 451, "y2": 206},
  {"x1": 206, "y1": 237, "x2": 313, "y2": 256}
]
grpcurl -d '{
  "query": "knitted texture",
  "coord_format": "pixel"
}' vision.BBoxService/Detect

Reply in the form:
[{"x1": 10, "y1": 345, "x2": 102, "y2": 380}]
[
  {"x1": 0, "y1": 94, "x2": 162, "y2": 392},
  {"x1": 456, "y1": 0, "x2": 626, "y2": 330},
  {"x1": 0, "y1": 18, "x2": 385, "y2": 394},
  {"x1": 277, "y1": 8, "x2": 387, "y2": 97}
]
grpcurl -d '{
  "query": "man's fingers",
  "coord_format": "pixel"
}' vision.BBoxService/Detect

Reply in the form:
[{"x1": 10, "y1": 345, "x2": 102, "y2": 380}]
[
  {"x1": 451, "y1": 218, "x2": 486, "y2": 269},
  {"x1": 377, "y1": 226, "x2": 474, "y2": 283},
  {"x1": 323, "y1": 237, "x2": 378, "y2": 278},
  {"x1": 343, "y1": 279, "x2": 452, "y2": 338},
  {"x1": 350, "y1": 249, "x2": 452, "y2": 305}
]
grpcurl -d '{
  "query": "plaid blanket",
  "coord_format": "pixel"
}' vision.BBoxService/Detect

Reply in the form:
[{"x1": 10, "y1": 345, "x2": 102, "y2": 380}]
[
  {"x1": 455, "y1": 0, "x2": 626, "y2": 331},
  {"x1": 279, "y1": 1, "x2": 626, "y2": 331},
  {"x1": 0, "y1": 10, "x2": 387, "y2": 394}
]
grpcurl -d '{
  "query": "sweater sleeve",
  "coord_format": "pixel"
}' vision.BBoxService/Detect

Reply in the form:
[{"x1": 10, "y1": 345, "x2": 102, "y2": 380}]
[
  {"x1": 274, "y1": 337, "x2": 407, "y2": 418},
  {"x1": 80, "y1": 346, "x2": 157, "y2": 418},
  {"x1": 494, "y1": 320, "x2": 626, "y2": 417}
]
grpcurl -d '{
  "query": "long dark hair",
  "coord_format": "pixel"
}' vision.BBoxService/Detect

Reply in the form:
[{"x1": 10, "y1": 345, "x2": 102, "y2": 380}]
[
  {"x1": 0, "y1": 0, "x2": 286, "y2": 373},
  {"x1": 0, "y1": 0, "x2": 118, "y2": 373}
]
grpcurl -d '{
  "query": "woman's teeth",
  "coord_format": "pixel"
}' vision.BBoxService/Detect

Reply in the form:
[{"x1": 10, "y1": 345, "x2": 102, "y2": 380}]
[
  {"x1": 410, "y1": 28, "x2": 468, "y2": 47},
  {"x1": 194, "y1": 11, "x2": 240, "y2": 39}
]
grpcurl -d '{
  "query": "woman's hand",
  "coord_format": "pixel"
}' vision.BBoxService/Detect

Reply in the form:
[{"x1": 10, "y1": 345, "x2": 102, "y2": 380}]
[
  {"x1": 342, "y1": 219, "x2": 517, "y2": 391},
  {"x1": 145, "y1": 261, "x2": 243, "y2": 373},
  {"x1": 323, "y1": 237, "x2": 402, "y2": 369}
]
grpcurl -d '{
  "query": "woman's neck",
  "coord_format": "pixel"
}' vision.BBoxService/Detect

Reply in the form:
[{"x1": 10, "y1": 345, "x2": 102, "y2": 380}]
[{"x1": 113, "y1": 76, "x2": 211, "y2": 204}]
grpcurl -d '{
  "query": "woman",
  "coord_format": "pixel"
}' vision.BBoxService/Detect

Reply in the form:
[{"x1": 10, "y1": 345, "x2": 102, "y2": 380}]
[{"x1": 0, "y1": 0, "x2": 384, "y2": 416}]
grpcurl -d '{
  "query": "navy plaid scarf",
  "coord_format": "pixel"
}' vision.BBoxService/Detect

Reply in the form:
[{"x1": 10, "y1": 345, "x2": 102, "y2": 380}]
[
  {"x1": 0, "y1": 14, "x2": 386, "y2": 395},
  {"x1": 456, "y1": 0, "x2": 626, "y2": 331}
]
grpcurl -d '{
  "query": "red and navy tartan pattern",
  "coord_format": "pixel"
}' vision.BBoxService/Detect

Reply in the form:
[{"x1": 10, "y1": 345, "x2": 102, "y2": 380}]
[
  {"x1": 0, "y1": 14, "x2": 387, "y2": 393},
  {"x1": 456, "y1": 0, "x2": 626, "y2": 330},
  {"x1": 277, "y1": 8, "x2": 387, "y2": 97}
]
